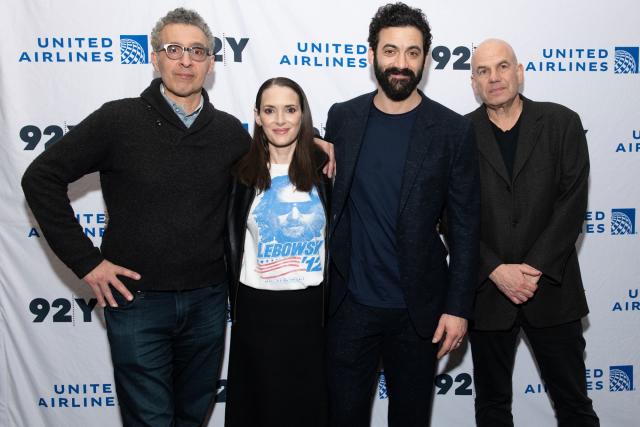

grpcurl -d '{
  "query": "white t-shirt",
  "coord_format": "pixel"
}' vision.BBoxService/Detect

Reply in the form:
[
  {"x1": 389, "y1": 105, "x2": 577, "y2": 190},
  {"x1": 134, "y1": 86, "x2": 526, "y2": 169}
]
[{"x1": 239, "y1": 163, "x2": 326, "y2": 290}]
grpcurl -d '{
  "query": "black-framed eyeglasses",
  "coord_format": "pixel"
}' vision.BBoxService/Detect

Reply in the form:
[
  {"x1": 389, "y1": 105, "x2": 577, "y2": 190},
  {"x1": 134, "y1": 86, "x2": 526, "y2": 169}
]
[{"x1": 157, "y1": 44, "x2": 212, "y2": 62}]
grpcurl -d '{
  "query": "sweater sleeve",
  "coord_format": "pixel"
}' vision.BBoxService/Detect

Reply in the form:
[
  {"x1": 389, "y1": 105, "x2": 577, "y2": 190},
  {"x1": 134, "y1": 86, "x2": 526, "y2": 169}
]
[{"x1": 22, "y1": 104, "x2": 115, "y2": 278}]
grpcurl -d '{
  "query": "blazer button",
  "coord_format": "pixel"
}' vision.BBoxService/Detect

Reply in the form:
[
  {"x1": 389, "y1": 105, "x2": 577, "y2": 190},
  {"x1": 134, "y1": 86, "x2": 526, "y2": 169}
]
[
  {"x1": 156, "y1": 120, "x2": 162, "y2": 126},
  {"x1": 512, "y1": 220, "x2": 518, "y2": 227}
]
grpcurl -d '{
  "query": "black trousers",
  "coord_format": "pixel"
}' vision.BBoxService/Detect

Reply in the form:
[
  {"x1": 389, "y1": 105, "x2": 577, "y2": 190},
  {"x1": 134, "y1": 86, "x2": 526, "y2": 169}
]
[
  {"x1": 470, "y1": 314, "x2": 599, "y2": 427},
  {"x1": 327, "y1": 293, "x2": 438, "y2": 427}
]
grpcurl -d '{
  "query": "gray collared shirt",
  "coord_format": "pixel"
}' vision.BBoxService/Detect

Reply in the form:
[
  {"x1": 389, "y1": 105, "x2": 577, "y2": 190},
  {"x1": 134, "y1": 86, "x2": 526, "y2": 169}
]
[{"x1": 160, "y1": 84, "x2": 204, "y2": 128}]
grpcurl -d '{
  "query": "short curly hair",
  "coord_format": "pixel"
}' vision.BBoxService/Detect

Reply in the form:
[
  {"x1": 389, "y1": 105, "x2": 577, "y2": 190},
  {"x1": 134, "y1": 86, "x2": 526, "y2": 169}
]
[
  {"x1": 151, "y1": 8, "x2": 214, "y2": 51},
  {"x1": 368, "y1": 3, "x2": 432, "y2": 54}
]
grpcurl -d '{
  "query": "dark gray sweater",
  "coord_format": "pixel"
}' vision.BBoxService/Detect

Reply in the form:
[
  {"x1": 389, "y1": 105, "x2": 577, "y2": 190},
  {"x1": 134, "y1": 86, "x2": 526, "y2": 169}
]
[{"x1": 22, "y1": 78, "x2": 250, "y2": 291}]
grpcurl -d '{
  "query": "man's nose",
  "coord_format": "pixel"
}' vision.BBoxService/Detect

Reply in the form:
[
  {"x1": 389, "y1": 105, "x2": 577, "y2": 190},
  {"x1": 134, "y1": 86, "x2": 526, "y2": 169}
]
[
  {"x1": 289, "y1": 206, "x2": 300, "y2": 220},
  {"x1": 489, "y1": 68, "x2": 500, "y2": 82},
  {"x1": 180, "y1": 50, "x2": 193, "y2": 67}
]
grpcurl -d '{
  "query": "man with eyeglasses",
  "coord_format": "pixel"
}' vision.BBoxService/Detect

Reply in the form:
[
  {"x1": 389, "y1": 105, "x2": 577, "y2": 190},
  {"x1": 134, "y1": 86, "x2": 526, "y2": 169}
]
[{"x1": 21, "y1": 8, "x2": 249, "y2": 426}]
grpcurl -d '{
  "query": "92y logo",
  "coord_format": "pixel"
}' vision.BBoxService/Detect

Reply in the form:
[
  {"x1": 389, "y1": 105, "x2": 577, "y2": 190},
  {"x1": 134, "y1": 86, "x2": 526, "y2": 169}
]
[
  {"x1": 435, "y1": 372, "x2": 473, "y2": 395},
  {"x1": 431, "y1": 45, "x2": 472, "y2": 70},
  {"x1": 21, "y1": 124, "x2": 74, "y2": 151},
  {"x1": 30, "y1": 297, "x2": 98, "y2": 323}
]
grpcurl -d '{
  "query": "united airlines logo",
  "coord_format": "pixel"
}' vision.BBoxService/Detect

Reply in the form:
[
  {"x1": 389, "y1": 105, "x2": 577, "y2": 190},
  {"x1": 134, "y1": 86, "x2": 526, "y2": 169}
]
[
  {"x1": 614, "y1": 47, "x2": 639, "y2": 74},
  {"x1": 615, "y1": 129, "x2": 640, "y2": 153},
  {"x1": 526, "y1": 46, "x2": 640, "y2": 74},
  {"x1": 119, "y1": 35, "x2": 149, "y2": 64},
  {"x1": 611, "y1": 208, "x2": 636, "y2": 235},
  {"x1": 583, "y1": 208, "x2": 637, "y2": 236},
  {"x1": 38, "y1": 383, "x2": 117, "y2": 408},
  {"x1": 377, "y1": 371, "x2": 388, "y2": 399},
  {"x1": 18, "y1": 34, "x2": 149, "y2": 64},
  {"x1": 526, "y1": 48, "x2": 609, "y2": 72},
  {"x1": 528, "y1": 365, "x2": 635, "y2": 394},
  {"x1": 28, "y1": 212, "x2": 107, "y2": 240},
  {"x1": 611, "y1": 288, "x2": 639, "y2": 312},
  {"x1": 609, "y1": 365, "x2": 634, "y2": 392},
  {"x1": 279, "y1": 41, "x2": 368, "y2": 69}
]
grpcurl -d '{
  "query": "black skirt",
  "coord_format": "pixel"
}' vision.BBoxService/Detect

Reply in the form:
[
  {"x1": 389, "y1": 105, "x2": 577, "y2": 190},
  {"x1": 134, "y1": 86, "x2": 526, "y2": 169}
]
[{"x1": 224, "y1": 283, "x2": 327, "y2": 427}]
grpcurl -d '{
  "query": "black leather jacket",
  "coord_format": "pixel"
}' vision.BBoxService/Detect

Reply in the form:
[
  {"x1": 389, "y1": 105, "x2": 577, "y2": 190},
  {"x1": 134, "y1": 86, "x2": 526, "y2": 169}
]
[{"x1": 225, "y1": 154, "x2": 332, "y2": 324}]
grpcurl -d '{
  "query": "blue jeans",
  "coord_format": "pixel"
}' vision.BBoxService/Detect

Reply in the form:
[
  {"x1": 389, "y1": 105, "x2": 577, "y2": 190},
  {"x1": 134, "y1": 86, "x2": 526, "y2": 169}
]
[{"x1": 104, "y1": 283, "x2": 227, "y2": 427}]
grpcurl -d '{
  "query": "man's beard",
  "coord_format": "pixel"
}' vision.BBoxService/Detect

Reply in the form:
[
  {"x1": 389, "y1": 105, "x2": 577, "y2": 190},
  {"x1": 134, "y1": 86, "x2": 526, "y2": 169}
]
[{"x1": 374, "y1": 55, "x2": 424, "y2": 101}]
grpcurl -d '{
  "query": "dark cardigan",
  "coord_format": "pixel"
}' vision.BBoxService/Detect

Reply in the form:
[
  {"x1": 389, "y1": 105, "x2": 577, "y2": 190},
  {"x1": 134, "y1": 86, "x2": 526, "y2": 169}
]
[{"x1": 22, "y1": 78, "x2": 250, "y2": 291}]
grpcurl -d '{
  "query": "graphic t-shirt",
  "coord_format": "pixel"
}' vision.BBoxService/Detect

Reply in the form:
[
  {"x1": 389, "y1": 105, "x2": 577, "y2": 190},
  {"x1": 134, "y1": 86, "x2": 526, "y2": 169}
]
[{"x1": 240, "y1": 163, "x2": 326, "y2": 290}]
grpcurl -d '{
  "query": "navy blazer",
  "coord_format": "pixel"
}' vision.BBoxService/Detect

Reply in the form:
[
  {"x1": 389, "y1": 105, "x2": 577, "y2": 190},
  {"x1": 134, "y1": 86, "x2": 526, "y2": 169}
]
[{"x1": 325, "y1": 90, "x2": 480, "y2": 338}]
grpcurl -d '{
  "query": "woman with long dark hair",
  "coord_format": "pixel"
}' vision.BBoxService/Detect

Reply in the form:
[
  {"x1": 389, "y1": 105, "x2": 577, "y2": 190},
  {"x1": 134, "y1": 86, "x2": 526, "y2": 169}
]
[{"x1": 224, "y1": 77, "x2": 330, "y2": 427}]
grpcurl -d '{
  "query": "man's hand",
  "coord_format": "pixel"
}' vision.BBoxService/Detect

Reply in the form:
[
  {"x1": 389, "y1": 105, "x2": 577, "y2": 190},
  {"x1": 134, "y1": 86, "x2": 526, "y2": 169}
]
[
  {"x1": 82, "y1": 260, "x2": 141, "y2": 308},
  {"x1": 313, "y1": 137, "x2": 336, "y2": 178},
  {"x1": 489, "y1": 263, "x2": 541, "y2": 305},
  {"x1": 432, "y1": 314, "x2": 468, "y2": 359},
  {"x1": 522, "y1": 263, "x2": 541, "y2": 286}
]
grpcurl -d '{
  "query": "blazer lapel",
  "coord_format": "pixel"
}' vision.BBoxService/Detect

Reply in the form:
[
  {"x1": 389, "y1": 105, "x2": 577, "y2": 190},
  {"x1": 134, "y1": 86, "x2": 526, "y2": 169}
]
[
  {"x1": 472, "y1": 106, "x2": 511, "y2": 185},
  {"x1": 512, "y1": 97, "x2": 543, "y2": 181},
  {"x1": 398, "y1": 95, "x2": 435, "y2": 216},
  {"x1": 330, "y1": 92, "x2": 374, "y2": 236}
]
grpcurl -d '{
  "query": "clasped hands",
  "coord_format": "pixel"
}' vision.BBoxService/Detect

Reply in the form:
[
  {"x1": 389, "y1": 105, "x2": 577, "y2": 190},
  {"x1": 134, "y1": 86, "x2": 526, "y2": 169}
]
[{"x1": 489, "y1": 263, "x2": 541, "y2": 305}]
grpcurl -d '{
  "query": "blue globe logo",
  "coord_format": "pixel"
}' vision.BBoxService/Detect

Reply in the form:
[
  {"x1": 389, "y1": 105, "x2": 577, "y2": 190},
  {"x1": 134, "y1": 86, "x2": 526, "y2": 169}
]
[
  {"x1": 614, "y1": 49, "x2": 638, "y2": 74},
  {"x1": 378, "y1": 372, "x2": 388, "y2": 399},
  {"x1": 609, "y1": 368, "x2": 632, "y2": 391},
  {"x1": 611, "y1": 211, "x2": 634, "y2": 235},
  {"x1": 120, "y1": 38, "x2": 147, "y2": 64}
]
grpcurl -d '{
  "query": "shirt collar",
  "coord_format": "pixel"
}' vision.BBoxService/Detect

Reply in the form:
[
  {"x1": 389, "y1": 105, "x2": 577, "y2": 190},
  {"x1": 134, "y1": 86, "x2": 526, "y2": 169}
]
[{"x1": 160, "y1": 84, "x2": 204, "y2": 119}]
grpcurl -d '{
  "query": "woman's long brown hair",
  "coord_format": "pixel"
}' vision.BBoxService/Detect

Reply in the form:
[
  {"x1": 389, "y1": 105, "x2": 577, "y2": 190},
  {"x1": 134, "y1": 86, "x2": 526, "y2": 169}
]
[{"x1": 234, "y1": 77, "x2": 320, "y2": 192}]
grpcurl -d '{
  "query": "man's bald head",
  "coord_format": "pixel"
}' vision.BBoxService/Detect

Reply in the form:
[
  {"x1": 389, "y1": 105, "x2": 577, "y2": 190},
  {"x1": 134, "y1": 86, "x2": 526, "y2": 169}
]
[
  {"x1": 470, "y1": 38, "x2": 523, "y2": 110},
  {"x1": 471, "y1": 39, "x2": 518, "y2": 73}
]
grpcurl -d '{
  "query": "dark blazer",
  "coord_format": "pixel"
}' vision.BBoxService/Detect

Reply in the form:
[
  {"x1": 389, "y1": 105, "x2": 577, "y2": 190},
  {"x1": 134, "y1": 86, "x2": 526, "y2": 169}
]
[
  {"x1": 225, "y1": 151, "x2": 332, "y2": 324},
  {"x1": 467, "y1": 96, "x2": 590, "y2": 330},
  {"x1": 325, "y1": 90, "x2": 480, "y2": 338}
]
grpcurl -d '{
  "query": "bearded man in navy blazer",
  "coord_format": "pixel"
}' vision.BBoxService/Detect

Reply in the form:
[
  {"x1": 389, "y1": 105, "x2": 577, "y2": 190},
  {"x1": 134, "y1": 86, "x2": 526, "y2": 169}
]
[{"x1": 324, "y1": 3, "x2": 480, "y2": 426}]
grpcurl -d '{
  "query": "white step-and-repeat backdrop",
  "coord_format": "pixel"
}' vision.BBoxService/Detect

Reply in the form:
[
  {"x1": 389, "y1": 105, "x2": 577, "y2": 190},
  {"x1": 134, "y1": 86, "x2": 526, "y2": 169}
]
[{"x1": 1, "y1": 1, "x2": 638, "y2": 425}]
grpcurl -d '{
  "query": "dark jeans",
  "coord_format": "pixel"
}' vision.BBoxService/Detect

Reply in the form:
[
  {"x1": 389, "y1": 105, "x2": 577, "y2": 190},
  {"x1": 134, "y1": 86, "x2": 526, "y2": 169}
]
[
  {"x1": 470, "y1": 316, "x2": 599, "y2": 427},
  {"x1": 326, "y1": 293, "x2": 438, "y2": 427},
  {"x1": 104, "y1": 283, "x2": 228, "y2": 427}
]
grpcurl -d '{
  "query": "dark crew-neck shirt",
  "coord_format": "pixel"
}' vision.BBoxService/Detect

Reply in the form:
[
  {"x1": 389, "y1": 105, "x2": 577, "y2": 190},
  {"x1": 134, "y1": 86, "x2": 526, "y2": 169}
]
[
  {"x1": 490, "y1": 116, "x2": 521, "y2": 179},
  {"x1": 347, "y1": 102, "x2": 419, "y2": 308}
]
